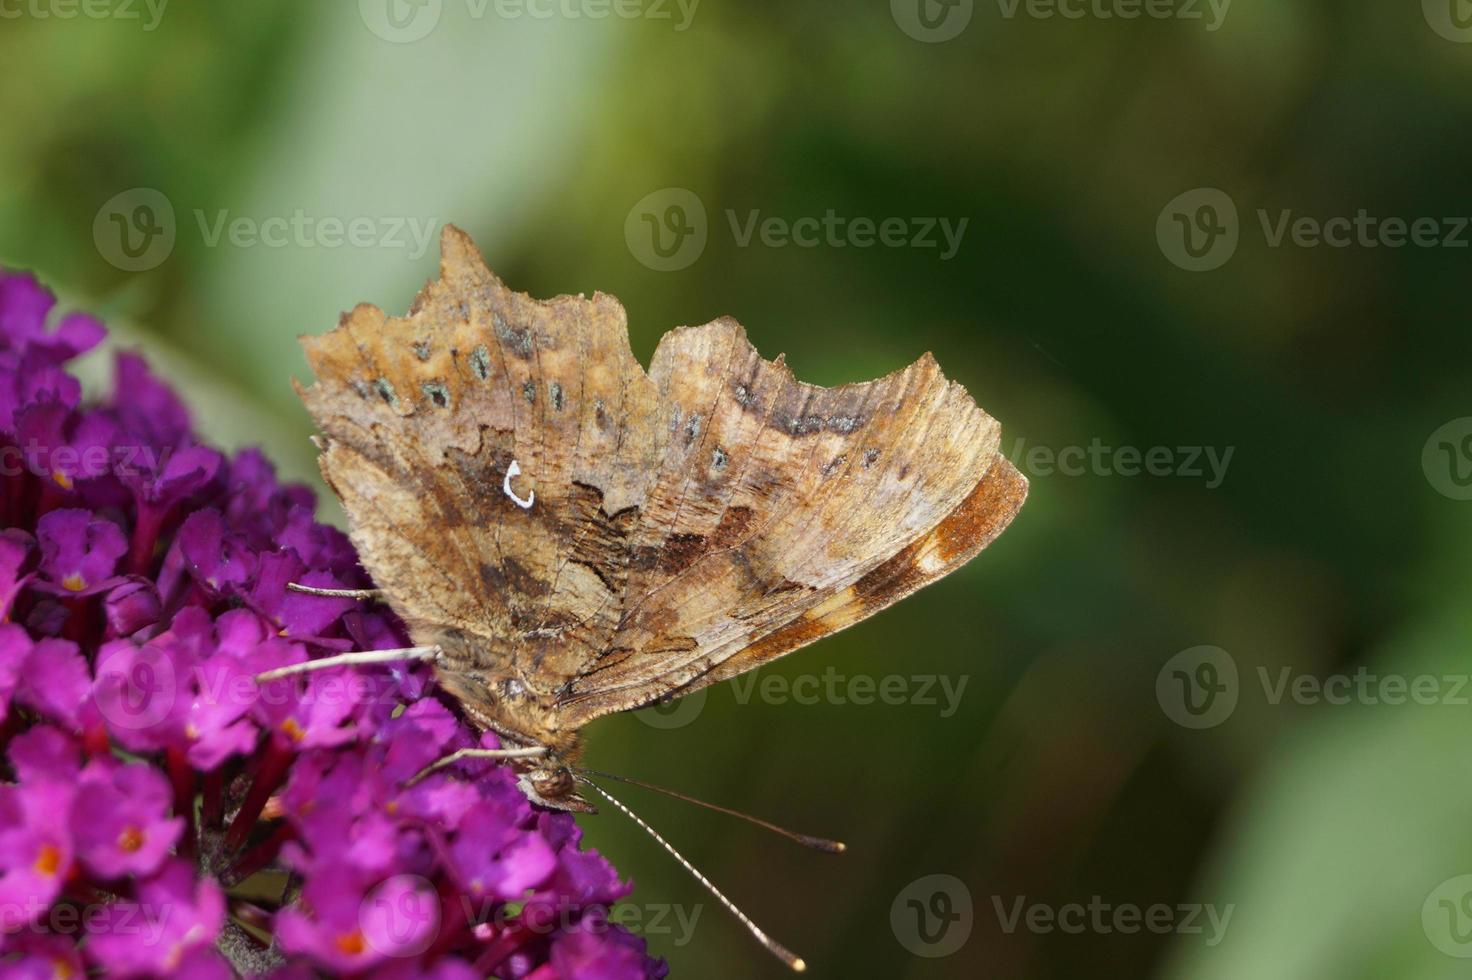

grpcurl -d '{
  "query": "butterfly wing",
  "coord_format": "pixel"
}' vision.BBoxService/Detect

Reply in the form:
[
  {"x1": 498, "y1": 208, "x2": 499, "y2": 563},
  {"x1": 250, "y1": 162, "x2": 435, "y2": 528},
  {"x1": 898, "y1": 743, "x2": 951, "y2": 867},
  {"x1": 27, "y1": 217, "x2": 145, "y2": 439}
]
[
  {"x1": 298, "y1": 226, "x2": 1025, "y2": 739},
  {"x1": 298, "y1": 227, "x2": 659, "y2": 682},
  {"x1": 556, "y1": 319, "x2": 1026, "y2": 725}
]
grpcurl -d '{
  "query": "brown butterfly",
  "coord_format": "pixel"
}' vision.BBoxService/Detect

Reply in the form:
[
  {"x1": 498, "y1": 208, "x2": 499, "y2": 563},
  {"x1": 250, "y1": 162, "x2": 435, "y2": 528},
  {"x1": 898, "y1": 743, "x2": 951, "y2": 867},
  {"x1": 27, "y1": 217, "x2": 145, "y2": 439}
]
[{"x1": 273, "y1": 225, "x2": 1026, "y2": 968}]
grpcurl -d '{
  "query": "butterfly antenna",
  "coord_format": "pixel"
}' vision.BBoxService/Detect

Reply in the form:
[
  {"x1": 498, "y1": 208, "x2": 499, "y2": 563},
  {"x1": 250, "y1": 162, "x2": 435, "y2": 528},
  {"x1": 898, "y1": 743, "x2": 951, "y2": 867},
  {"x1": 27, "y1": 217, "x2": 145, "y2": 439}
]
[
  {"x1": 253, "y1": 646, "x2": 440, "y2": 682},
  {"x1": 575, "y1": 768, "x2": 844, "y2": 854},
  {"x1": 286, "y1": 582, "x2": 385, "y2": 601},
  {"x1": 575, "y1": 775, "x2": 808, "y2": 973}
]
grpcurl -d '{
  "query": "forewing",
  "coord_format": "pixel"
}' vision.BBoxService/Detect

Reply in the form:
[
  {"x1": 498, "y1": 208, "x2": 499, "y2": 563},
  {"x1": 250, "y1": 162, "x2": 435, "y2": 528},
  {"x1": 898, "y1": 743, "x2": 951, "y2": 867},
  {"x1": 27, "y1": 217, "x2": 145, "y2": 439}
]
[
  {"x1": 297, "y1": 226, "x2": 660, "y2": 695},
  {"x1": 298, "y1": 226, "x2": 1027, "y2": 733}
]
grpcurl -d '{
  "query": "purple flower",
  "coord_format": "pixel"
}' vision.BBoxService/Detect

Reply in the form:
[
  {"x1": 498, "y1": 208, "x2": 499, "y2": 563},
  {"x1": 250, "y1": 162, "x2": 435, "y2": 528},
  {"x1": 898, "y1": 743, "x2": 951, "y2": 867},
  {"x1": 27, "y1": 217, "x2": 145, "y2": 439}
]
[
  {"x1": 0, "y1": 775, "x2": 74, "y2": 933},
  {"x1": 546, "y1": 915, "x2": 670, "y2": 980},
  {"x1": 449, "y1": 799, "x2": 559, "y2": 902},
  {"x1": 36, "y1": 508, "x2": 128, "y2": 595},
  {"x1": 2, "y1": 933, "x2": 87, "y2": 979},
  {"x1": 0, "y1": 270, "x2": 665, "y2": 977},
  {"x1": 104, "y1": 576, "x2": 163, "y2": 637},
  {"x1": 275, "y1": 866, "x2": 425, "y2": 972},
  {"x1": 72, "y1": 760, "x2": 185, "y2": 879},
  {"x1": 7, "y1": 634, "x2": 92, "y2": 730},
  {"x1": 85, "y1": 860, "x2": 227, "y2": 977},
  {"x1": 0, "y1": 529, "x2": 34, "y2": 619}
]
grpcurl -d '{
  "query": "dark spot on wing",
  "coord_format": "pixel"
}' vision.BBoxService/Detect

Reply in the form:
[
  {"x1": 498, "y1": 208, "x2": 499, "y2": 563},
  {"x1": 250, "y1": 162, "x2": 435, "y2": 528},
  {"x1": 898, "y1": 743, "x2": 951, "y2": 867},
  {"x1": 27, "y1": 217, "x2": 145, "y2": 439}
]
[
  {"x1": 495, "y1": 314, "x2": 534, "y2": 358},
  {"x1": 711, "y1": 505, "x2": 754, "y2": 547},
  {"x1": 469, "y1": 346, "x2": 492, "y2": 381}
]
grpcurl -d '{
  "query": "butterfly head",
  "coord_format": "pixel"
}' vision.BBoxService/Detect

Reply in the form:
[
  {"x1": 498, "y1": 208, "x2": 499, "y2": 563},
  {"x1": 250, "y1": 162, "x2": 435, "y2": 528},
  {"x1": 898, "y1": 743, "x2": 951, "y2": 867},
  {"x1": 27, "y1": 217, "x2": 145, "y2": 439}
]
[{"x1": 518, "y1": 760, "x2": 595, "y2": 813}]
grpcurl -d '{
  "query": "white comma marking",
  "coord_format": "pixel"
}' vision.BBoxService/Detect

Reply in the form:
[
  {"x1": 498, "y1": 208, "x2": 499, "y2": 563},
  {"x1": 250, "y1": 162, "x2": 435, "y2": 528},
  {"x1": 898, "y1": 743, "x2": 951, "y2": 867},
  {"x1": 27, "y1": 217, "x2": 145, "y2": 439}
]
[{"x1": 503, "y1": 458, "x2": 535, "y2": 509}]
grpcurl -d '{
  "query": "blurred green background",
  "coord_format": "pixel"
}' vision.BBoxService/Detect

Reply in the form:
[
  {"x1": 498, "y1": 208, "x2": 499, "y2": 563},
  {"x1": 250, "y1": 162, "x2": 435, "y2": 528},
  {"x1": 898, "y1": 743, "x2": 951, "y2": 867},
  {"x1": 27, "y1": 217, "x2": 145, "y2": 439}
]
[{"x1": 5, "y1": 2, "x2": 1472, "y2": 977}]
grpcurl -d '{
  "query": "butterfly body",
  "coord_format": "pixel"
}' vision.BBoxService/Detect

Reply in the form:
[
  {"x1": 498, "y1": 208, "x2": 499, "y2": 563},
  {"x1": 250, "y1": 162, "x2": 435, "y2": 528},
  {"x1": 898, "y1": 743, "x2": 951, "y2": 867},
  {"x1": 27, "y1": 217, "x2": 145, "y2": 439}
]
[
  {"x1": 420, "y1": 629, "x2": 593, "y2": 810},
  {"x1": 298, "y1": 226, "x2": 1027, "y2": 814}
]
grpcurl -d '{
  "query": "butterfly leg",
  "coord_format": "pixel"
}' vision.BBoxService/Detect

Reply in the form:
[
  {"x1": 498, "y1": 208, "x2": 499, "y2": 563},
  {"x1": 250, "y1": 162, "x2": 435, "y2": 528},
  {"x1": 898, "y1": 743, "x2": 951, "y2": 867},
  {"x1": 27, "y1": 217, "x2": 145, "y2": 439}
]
[
  {"x1": 407, "y1": 745, "x2": 549, "y2": 785},
  {"x1": 253, "y1": 645, "x2": 442, "y2": 682},
  {"x1": 287, "y1": 582, "x2": 385, "y2": 601}
]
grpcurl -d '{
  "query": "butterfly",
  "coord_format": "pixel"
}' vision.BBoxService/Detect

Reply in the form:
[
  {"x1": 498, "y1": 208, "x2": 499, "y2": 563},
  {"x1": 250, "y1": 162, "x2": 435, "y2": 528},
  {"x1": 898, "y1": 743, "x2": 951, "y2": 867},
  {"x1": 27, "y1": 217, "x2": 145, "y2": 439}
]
[{"x1": 282, "y1": 225, "x2": 1026, "y2": 968}]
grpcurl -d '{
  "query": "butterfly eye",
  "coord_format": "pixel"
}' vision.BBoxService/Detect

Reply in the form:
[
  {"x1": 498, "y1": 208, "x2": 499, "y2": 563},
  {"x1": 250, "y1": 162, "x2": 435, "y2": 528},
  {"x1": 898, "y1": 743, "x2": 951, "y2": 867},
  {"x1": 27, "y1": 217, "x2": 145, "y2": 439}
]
[{"x1": 530, "y1": 768, "x2": 574, "y2": 800}]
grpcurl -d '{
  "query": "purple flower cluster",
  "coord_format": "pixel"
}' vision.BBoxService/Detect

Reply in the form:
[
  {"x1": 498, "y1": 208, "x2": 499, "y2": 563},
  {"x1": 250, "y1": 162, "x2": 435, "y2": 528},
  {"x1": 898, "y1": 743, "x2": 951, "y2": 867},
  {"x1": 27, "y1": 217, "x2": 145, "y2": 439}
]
[{"x1": 0, "y1": 272, "x2": 667, "y2": 979}]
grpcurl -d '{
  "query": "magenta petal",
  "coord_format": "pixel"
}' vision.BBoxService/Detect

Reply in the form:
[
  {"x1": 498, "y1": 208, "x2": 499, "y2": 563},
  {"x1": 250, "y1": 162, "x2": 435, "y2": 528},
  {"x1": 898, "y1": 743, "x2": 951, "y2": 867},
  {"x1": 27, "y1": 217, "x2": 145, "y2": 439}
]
[
  {"x1": 35, "y1": 508, "x2": 128, "y2": 593},
  {"x1": 72, "y1": 762, "x2": 185, "y2": 879},
  {"x1": 15, "y1": 637, "x2": 91, "y2": 729}
]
